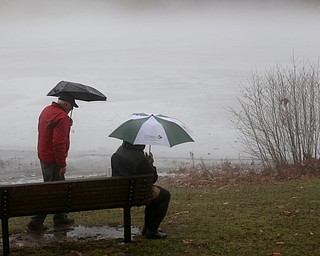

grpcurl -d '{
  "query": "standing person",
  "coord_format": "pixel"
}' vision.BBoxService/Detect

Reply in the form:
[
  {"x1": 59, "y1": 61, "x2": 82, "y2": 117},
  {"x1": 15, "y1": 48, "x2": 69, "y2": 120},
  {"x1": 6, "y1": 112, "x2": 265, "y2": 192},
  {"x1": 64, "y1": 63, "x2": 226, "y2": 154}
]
[
  {"x1": 111, "y1": 141, "x2": 171, "y2": 239},
  {"x1": 27, "y1": 92, "x2": 77, "y2": 230}
]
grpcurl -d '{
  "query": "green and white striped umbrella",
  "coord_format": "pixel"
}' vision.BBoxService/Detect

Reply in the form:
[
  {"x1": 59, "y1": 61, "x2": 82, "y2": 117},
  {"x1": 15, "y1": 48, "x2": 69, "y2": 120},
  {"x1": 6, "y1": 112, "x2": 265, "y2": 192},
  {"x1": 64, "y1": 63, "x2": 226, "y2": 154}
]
[{"x1": 109, "y1": 113, "x2": 194, "y2": 147}]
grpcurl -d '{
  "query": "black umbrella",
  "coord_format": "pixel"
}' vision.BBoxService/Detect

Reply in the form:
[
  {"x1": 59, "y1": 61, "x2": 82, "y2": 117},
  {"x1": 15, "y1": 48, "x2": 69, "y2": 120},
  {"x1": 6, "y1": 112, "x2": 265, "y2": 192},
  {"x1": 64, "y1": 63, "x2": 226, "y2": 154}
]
[{"x1": 47, "y1": 81, "x2": 107, "y2": 101}]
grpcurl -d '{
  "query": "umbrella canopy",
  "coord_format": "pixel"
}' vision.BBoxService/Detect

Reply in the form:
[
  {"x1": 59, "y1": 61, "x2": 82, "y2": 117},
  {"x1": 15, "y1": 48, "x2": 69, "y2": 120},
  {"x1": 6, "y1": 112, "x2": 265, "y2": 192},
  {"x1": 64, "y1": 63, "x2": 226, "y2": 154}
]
[
  {"x1": 47, "y1": 81, "x2": 107, "y2": 101},
  {"x1": 109, "y1": 113, "x2": 194, "y2": 147}
]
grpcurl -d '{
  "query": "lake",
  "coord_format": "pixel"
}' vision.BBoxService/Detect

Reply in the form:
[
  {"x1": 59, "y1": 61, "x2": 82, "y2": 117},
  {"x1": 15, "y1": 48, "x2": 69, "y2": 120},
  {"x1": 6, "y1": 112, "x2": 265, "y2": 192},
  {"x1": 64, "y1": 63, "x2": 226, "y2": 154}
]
[{"x1": 0, "y1": 0, "x2": 319, "y2": 183}]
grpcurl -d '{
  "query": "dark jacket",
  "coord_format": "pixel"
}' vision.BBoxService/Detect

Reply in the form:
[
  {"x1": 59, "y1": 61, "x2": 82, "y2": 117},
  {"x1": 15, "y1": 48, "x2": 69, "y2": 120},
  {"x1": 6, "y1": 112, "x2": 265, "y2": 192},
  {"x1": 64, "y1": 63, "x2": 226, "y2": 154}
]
[
  {"x1": 111, "y1": 143, "x2": 158, "y2": 183},
  {"x1": 37, "y1": 102, "x2": 71, "y2": 168}
]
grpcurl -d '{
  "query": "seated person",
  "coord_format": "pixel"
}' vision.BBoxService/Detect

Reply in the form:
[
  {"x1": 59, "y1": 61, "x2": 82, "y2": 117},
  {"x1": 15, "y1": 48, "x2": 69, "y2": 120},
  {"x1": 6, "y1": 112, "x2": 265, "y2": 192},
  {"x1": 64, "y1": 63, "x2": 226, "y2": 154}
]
[{"x1": 111, "y1": 141, "x2": 171, "y2": 239}]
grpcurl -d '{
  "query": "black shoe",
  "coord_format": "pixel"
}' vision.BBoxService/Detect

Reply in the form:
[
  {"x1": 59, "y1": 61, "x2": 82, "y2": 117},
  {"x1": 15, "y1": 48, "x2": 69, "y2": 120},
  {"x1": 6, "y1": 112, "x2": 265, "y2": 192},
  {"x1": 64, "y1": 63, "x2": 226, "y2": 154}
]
[
  {"x1": 145, "y1": 229, "x2": 167, "y2": 239},
  {"x1": 27, "y1": 223, "x2": 48, "y2": 231},
  {"x1": 142, "y1": 227, "x2": 163, "y2": 236},
  {"x1": 54, "y1": 218, "x2": 75, "y2": 227}
]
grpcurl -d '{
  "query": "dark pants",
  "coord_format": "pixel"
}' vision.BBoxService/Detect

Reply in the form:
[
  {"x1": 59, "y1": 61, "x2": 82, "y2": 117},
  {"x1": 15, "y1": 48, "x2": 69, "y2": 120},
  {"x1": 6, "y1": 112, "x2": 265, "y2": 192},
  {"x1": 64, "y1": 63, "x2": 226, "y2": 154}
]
[
  {"x1": 28, "y1": 162, "x2": 67, "y2": 226},
  {"x1": 144, "y1": 186, "x2": 171, "y2": 232}
]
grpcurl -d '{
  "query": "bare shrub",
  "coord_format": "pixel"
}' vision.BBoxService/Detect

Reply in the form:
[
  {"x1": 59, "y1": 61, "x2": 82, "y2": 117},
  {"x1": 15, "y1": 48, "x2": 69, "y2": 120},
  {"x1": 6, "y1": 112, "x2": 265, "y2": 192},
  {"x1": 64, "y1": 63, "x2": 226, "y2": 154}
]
[{"x1": 230, "y1": 58, "x2": 320, "y2": 168}]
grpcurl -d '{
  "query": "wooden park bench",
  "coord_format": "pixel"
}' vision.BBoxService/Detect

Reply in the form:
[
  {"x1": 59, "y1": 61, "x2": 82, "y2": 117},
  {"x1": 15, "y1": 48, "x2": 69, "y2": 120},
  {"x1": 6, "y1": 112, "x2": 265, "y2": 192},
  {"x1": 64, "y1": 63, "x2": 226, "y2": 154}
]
[{"x1": 0, "y1": 174, "x2": 154, "y2": 256}]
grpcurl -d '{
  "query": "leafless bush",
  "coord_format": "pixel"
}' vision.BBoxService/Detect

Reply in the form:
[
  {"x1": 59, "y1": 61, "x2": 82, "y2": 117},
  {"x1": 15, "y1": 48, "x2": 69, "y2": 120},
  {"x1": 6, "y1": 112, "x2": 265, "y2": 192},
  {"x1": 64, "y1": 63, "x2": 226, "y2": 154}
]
[{"x1": 230, "y1": 58, "x2": 320, "y2": 168}]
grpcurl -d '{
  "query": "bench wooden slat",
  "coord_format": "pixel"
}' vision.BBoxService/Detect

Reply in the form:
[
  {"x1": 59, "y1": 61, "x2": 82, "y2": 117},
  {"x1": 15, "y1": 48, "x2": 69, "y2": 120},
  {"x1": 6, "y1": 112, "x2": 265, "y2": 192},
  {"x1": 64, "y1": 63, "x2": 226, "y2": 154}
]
[{"x1": 0, "y1": 175, "x2": 153, "y2": 217}]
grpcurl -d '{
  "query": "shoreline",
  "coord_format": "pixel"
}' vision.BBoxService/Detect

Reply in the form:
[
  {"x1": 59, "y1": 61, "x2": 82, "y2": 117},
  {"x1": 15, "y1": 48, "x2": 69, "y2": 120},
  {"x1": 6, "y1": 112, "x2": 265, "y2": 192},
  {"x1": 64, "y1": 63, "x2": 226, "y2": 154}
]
[{"x1": 0, "y1": 148, "x2": 252, "y2": 184}]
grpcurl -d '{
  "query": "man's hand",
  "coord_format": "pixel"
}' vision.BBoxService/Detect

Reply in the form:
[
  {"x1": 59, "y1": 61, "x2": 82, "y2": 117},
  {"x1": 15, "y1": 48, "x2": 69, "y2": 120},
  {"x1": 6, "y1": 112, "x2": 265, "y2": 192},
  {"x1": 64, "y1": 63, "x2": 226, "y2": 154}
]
[
  {"x1": 59, "y1": 167, "x2": 66, "y2": 176},
  {"x1": 145, "y1": 152, "x2": 154, "y2": 165}
]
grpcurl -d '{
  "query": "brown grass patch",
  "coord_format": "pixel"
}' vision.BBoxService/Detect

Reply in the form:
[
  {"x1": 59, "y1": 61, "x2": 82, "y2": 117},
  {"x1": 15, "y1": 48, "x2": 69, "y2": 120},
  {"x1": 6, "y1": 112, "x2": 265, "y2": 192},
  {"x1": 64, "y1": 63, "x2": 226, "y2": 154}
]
[{"x1": 159, "y1": 159, "x2": 320, "y2": 188}]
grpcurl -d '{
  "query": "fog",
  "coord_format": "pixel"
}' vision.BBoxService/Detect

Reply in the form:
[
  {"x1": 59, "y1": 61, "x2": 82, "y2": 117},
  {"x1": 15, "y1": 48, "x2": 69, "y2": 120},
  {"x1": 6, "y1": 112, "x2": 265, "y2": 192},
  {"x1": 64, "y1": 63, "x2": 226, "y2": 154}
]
[{"x1": 1, "y1": 0, "x2": 320, "y2": 182}]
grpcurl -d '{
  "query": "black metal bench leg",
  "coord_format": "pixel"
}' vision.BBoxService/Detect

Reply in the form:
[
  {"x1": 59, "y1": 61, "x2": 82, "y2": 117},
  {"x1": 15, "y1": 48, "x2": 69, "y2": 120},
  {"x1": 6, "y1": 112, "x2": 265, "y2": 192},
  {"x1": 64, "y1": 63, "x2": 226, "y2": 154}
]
[
  {"x1": 123, "y1": 207, "x2": 131, "y2": 243},
  {"x1": 2, "y1": 218, "x2": 10, "y2": 256}
]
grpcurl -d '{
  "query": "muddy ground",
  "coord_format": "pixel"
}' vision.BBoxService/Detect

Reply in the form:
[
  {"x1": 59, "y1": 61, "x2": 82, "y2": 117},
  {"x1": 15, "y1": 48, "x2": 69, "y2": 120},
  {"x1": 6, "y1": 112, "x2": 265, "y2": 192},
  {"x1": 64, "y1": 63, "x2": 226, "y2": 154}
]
[{"x1": 9, "y1": 225, "x2": 141, "y2": 249}]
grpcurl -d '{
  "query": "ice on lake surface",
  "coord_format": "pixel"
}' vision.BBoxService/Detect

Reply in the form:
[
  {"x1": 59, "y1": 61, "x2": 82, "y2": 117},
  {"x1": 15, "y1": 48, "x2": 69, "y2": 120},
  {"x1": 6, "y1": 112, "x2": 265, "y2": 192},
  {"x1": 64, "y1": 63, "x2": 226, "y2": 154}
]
[{"x1": 1, "y1": 0, "x2": 320, "y2": 183}]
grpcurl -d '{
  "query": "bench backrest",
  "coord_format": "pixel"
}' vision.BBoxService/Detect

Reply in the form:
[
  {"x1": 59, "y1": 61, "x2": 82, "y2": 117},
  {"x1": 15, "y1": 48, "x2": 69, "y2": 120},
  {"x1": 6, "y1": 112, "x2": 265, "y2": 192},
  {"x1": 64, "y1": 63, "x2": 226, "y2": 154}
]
[{"x1": 0, "y1": 174, "x2": 154, "y2": 218}]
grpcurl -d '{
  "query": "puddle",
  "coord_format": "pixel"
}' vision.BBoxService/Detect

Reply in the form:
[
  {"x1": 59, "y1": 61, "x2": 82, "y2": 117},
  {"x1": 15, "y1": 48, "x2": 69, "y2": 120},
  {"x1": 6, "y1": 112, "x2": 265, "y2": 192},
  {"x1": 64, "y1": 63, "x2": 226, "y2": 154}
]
[
  {"x1": 67, "y1": 225, "x2": 140, "y2": 240},
  {"x1": 7, "y1": 225, "x2": 142, "y2": 248}
]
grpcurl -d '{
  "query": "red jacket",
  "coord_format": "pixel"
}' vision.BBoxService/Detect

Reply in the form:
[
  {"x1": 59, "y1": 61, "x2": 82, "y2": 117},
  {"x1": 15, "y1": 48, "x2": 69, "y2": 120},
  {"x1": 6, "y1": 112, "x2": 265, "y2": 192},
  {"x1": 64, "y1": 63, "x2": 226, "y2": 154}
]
[{"x1": 37, "y1": 102, "x2": 71, "y2": 168}]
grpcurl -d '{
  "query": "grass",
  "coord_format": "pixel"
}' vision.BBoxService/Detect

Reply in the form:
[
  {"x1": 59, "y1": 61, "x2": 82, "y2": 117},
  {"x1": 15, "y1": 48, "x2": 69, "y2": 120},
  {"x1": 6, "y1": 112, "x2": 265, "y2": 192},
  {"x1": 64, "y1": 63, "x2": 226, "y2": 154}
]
[{"x1": 3, "y1": 176, "x2": 320, "y2": 255}]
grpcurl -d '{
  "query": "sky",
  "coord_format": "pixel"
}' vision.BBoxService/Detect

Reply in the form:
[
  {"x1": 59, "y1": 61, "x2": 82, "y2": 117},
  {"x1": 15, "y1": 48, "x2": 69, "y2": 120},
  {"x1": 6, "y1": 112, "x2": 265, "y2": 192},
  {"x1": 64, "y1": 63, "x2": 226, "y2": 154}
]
[{"x1": 1, "y1": 0, "x2": 320, "y2": 182}]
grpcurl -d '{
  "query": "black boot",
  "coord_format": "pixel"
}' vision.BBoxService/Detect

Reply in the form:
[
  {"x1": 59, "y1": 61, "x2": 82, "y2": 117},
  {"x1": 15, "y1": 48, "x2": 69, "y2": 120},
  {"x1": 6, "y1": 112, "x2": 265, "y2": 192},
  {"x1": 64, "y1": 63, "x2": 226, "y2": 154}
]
[{"x1": 145, "y1": 229, "x2": 167, "y2": 239}]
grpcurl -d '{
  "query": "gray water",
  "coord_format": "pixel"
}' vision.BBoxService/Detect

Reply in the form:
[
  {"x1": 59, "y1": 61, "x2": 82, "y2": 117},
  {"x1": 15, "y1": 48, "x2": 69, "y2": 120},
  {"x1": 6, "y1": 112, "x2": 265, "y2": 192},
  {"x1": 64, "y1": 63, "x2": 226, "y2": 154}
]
[{"x1": 1, "y1": 0, "x2": 320, "y2": 183}]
